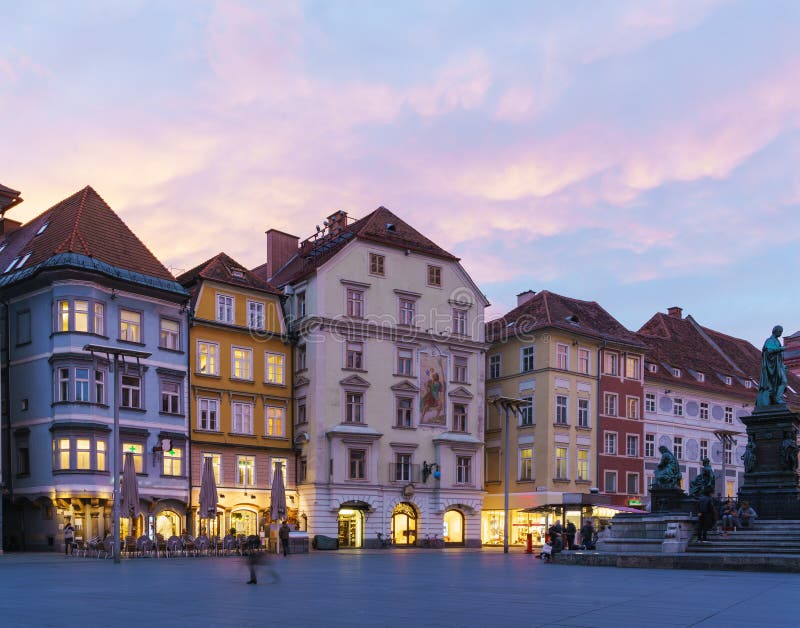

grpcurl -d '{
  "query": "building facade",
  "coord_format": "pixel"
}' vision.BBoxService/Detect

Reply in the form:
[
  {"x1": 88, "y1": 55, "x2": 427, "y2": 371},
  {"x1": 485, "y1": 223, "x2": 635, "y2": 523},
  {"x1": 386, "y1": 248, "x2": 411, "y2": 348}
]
[
  {"x1": 257, "y1": 208, "x2": 488, "y2": 548},
  {"x1": 0, "y1": 186, "x2": 189, "y2": 550},
  {"x1": 178, "y1": 253, "x2": 294, "y2": 538}
]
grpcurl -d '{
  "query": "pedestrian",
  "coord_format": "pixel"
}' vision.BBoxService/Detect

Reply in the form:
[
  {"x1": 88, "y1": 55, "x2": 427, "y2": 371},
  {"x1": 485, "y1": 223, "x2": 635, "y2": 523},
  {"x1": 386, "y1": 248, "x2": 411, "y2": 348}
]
[
  {"x1": 64, "y1": 519, "x2": 75, "y2": 556},
  {"x1": 279, "y1": 521, "x2": 291, "y2": 557},
  {"x1": 565, "y1": 521, "x2": 576, "y2": 550},
  {"x1": 246, "y1": 537, "x2": 280, "y2": 585},
  {"x1": 736, "y1": 501, "x2": 758, "y2": 528},
  {"x1": 720, "y1": 499, "x2": 736, "y2": 538},
  {"x1": 579, "y1": 519, "x2": 596, "y2": 550},
  {"x1": 696, "y1": 487, "x2": 716, "y2": 542}
]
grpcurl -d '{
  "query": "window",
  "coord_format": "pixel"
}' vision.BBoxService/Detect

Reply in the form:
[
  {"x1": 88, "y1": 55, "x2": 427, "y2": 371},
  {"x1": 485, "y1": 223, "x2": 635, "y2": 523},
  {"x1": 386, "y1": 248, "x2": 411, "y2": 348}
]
[
  {"x1": 697, "y1": 372, "x2": 705, "y2": 382},
  {"x1": 605, "y1": 471, "x2": 617, "y2": 493},
  {"x1": 75, "y1": 368, "x2": 90, "y2": 402},
  {"x1": 396, "y1": 397, "x2": 413, "y2": 427},
  {"x1": 452, "y1": 404, "x2": 467, "y2": 432},
  {"x1": 627, "y1": 396, "x2": 640, "y2": 419},
  {"x1": 626, "y1": 435, "x2": 639, "y2": 457},
  {"x1": 232, "y1": 402, "x2": 254, "y2": 434},
  {"x1": 345, "y1": 341, "x2": 363, "y2": 370},
  {"x1": 395, "y1": 453, "x2": 411, "y2": 482},
  {"x1": 369, "y1": 253, "x2": 385, "y2": 276},
  {"x1": 160, "y1": 381, "x2": 180, "y2": 414},
  {"x1": 673, "y1": 398, "x2": 683, "y2": 416},
  {"x1": 456, "y1": 456, "x2": 472, "y2": 484},
  {"x1": 520, "y1": 395, "x2": 534, "y2": 426},
  {"x1": 519, "y1": 448, "x2": 533, "y2": 481},
  {"x1": 119, "y1": 309, "x2": 141, "y2": 343},
  {"x1": 4, "y1": 256, "x2": 19, "y2": 273},
  {"x1": 604, "y1": 393, "x2": 618, "y2": 417},
  {"x1": 577, "y1": 449, "x2": 589, "y2": 481},
  {"x1": 555, "y1": 395, "x2": 568, "y2": 425},
  {"x1": 625, "y1": 355, "x2": 640, "y2": 379},
  {"x1": 271, "y1": 458, "x2": 288, "y2": 484},
  {"x1": 399, "y1": 298, "x2": 415, "y2": 326},
  {"x1": 95, "y1": 370, "x2": 105, "y2": 404},
  {"x1": 349, "y1": 449, "x2": 366, "y2": 480},
  {"x1": 645, "y1": 434, "x2": 655, "y2": 457},
  {"x1": 216, "y1": 294, "x2": 234, "y2": 323},
  {"x1": 700, "y1": 402, "x2": 709, "y2": 420},
  {"x1": 122, "y1": 443, "x2": 144, "y2": 473},
  {"x1": 121, "y1": 375, "x2": 141, "y2": 409},
  {"x1": 489, "y1": 354, "x2": 501, "y2": 379},
  {"x1": 198, "y1": 398, "x2": 219, "y2": 431},
  {"x1": 452, "y1": 309, "x2": 467, "y2": 336},
  {"x1": 16, "y1": 309, "x2": 31, "y2": 345},
  {"x1": 346, "y1": 288, "x2": 364, "y2": 318},
  {"x1": 97, "y1": 441, "x2": 108, "y2": 471},
  {"x1": 345, "y1": 392, "x2": 364, "y2": 423},
  {"x1": 672, "y1": 367, "x2": 681, "y2": 378},
  {"x1": 724, "y1": 375, "x2": 732, "y2": 385},
  {"x1": 296, "y1": 292, "x2": 306, "y2": 319},
  {"x1": 724, "y1": 406, "x2": 733, "y2": 424},
  {"x1": 700, "y1": 439, "x2": 708, "y2": 461},
  {"x1": 160, "y1": 319, "x2": 180, "y2": 350},
  {"x1": 555, "y1": 447, "x2": 568, "y2": 479},
  {"x1": 577, "y1": 398, "x2": 590, "y2": 428},
  {"x1": 674, "y1": 436, "x2": 683, "y2": 460},
  {"x1": 556, "y1": 344, "x2": 569, "y2": 370},
  {"x1": 76, "y1": 438, "x2": 92, "y2": 469},
  {"x1": 724, "y1": 440, "x2": 732, "y2": 465},
  {"x1": 296, "y1": 399, "x2": 307, "y2": 424},
  {"x1": 427, "y1": 265, "x2": 442, "y2": 287},
  {"x1": 54, "y1": 435, "x2": 107, "y2": 471},
  {"x1": 58, "y1": 368, "x2": 70, "y2": 401},
  {"x1": 197, "y1": 341, "x2": 219, "y2": 375},
  {"x1": 56, "y1": 299, "x2": 104, "y2": 334},
  {"x1": 645, "y1": 393, "x2": 656, "y2": 413},
  {"x1": 521, "y1": 346, "x2": 535, "y2": 372},
  {"x1": 604, "y1": 432, "x2": 618, "y2": 455},
  {"x1": 603, "y1": 352, "x2": 618, "y2": 376},
  {"x1": 627, "y1": 473, "x2": 639, "y2": 495},
  {"x1": 247, "y1": 301, "x2": 265, "y2": 330},
  {"x1": 266, "y1": 406, "x2": 286, "y2": 437},
  {"x1": 296, "y1": 345, "x2": 307, "y2": 370},
  {"x1": 202, "y1": 453, "x2": 222, "y2": 484},
  {"x1": 265, "y1": 352, "x2": 285, "y2": 384},
  {"x1": 578, "y1": 348, "x2": 590, "y2": 374},
  {"x1": 237, "y1": 455, "x2": 255, "y2": 486},
  {"x1": 453, "y1": 356, "x2": 468, "y2": 383},
  {"x1": 397, "y1": 348, "x2": 413, "y2": 376},
  {"x1": 163, "y1": 445, "x2": 183, "y2": 475},
  {"x1": 298, "y1": 457, "x2": 307, "y2": 483},
  {"x1": 232, "y1": 347, "x2": 253, "y2": 380}
]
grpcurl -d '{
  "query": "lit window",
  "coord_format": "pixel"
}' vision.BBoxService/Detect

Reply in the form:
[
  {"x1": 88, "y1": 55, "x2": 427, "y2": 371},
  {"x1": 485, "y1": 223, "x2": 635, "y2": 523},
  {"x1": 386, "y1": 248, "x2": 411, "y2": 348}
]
[
  {"x1": 519, "y1": 448, "x2": 533, "y2": 480},
  {"x1": 197, "y1": 341, "x2": 219, "y2": 375},
  {"x1": 76, "y1": 438, "x2": 91, "y2": 470},
  {"x1": 266, "y1": 406, "x2": 286, "y2": 437},
  {"x1": 202, "y1": 453, "x2": 222, "y2": 484},
  {"x1": 74, "y1": 300, "x2": 89, "y2": 332},
  {"x1": 237, "y1": 456, "x2": 255, "y2": 486},
  {"x1": 232, "y1": 347, "x2": 253, "y2": 380},
  {"x1": 119, "y1": 309, "x2": 141, "y2": 343},
  {"x1": 265, "y1": 352, "x2": 286, "y2": 384},
  {"x1": 625, "y1": 355, "x2": 640, "y2": 379},
  {"x1": 555, "y1": 447, "x2": 568, "y2": 479},
  {"x1": 160, "y1": 319, "x2": 180, "y2": 350},
  {"x1": 577, "y1": 449, "x2": 589, "y2": 481},
  {"x1": 123, "y1": 443, "x2": 144, "y2": 473},
  {"x1": 627, "y1": 396, "x2": 640, "y2": 419}
]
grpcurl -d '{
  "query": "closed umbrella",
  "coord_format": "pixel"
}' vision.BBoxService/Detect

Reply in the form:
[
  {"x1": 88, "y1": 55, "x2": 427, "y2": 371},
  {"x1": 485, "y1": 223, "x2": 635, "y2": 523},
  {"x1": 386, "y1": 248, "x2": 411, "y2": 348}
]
[
  {"x1": 120, "y1": 451, "x2": 140, "y2": 532},
  {"x1": 269, "y1": 462, "x2": 287, "y2": 523},
  {"x1": 198, "y1": 457, "x2": 219, "y2": 535}
]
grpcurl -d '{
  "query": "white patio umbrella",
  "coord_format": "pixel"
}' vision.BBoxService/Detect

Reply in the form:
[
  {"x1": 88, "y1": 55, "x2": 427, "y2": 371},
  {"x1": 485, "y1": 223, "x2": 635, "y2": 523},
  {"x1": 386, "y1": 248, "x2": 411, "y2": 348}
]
[{"x1": 198, "y1": 457, "x2": 219, "y2": 536}]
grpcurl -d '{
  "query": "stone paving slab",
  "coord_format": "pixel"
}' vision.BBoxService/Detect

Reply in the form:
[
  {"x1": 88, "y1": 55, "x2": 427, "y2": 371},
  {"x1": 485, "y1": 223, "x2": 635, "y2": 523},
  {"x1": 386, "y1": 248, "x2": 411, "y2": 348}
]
[{"x1": 0, "y1": 550, "x2": 798, "y2": 627}]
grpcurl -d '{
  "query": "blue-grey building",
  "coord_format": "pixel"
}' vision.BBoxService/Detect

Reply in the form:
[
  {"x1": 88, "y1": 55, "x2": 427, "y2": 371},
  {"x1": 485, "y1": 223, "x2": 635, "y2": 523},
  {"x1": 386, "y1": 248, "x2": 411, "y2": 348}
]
[{"x1": 0, "y1": 186, "x2": 189, "y2": 551}]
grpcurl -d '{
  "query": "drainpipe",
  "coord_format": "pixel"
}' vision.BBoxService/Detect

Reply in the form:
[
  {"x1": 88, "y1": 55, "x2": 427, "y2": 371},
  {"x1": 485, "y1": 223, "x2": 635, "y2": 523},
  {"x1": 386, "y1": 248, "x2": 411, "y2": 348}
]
[
  {"x1": 185, "y1": 304, "x2": 193, "y2": 534},
  {"x1": 595, "y1": 341, "x2": 605, "y2": 499},
  {"x1": 0, "y1": 299, "x2": 8, "y2": 553}
]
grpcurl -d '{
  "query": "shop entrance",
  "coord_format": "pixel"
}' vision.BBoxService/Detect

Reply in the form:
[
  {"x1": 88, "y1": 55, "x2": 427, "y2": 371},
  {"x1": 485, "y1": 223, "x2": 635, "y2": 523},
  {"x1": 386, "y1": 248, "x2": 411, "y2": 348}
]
[
  {"x1": 155, "y1": 510, "x2": 181, "y2": 538},
  {"x1": 337, "y1": 508, "x2": 364, "y2": 548},
  {"x1": 231, "y1": 509, "x2": 257, "y2": 536},
  {"x1": 391, "y1": 502, "x2": 417, "y2": 546},
  {"x1": 120, "y1": 514, "x2": 144, "y2": 539},
  {"x1": 443, "y1": 510, "x2": 464, "y2": 546}
]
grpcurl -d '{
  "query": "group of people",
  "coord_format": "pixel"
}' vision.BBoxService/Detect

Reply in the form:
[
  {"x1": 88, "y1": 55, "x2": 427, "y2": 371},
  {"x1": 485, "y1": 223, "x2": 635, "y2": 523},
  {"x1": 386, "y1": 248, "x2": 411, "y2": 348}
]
[
  {"x1": 696, "y1": 487, "x2": 758, "y2": 542},
  {"x1": 538, "y1": 519, "x2": 597, "y2": 561}
]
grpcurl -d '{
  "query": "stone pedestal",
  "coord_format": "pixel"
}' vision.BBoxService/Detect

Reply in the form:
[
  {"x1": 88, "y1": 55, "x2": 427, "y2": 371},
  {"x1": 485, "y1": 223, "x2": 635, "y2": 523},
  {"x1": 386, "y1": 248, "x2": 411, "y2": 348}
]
[
  {"x1": 739, "y1": 404, "x2": 800, "y2": 519},
  {"x1": 649, "y1": 487, "x2": 694, "y2": 514}
]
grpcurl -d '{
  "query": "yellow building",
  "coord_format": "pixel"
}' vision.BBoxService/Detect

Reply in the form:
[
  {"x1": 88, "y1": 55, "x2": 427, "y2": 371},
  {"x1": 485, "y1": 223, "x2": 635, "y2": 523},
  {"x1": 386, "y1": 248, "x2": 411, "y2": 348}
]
[
  {"x1": 178, "y1": 253, "x2": 293, "y2": 537},
  {"x1": 483, "y1": 290, "x2": 641, "y2": 545}
]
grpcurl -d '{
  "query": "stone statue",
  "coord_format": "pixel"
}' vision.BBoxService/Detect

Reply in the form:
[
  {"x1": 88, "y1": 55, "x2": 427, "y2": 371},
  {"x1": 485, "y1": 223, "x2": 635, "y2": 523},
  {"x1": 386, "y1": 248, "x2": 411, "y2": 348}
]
[
  {"x1": 780, "y1": 432, "x2": 799, "y2": 472},
  {"x1": 742, "y1": 435, "x2": 757, "y2": 474},
  {"x1": 689, "y1": 457, "x2": 716, "y2": 497},
  {"x1": 652, "y1": 445, "x2": 683, "y2": 489},
  {"x1": 757, "y1": 325, "x2": 787, "y2": 406}
]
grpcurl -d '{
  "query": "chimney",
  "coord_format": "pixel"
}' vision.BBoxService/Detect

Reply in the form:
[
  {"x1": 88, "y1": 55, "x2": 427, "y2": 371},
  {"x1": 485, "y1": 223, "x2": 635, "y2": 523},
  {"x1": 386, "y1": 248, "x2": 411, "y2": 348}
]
[
  {"x1": 0, "y1": 217, "x2": 23, "y2": 236},
  {"x1": 667, "y1": 306, "x2": 683, "y2": 319},
  {"x1": 326, "y1": 210, "x2": 348, "y2": 236},
  {"x1": 266, "y1": 229, "x2": 299, "y2": 279},
  {"x1": 517, "y1": 290, "x2": 536, "y2": 306}
]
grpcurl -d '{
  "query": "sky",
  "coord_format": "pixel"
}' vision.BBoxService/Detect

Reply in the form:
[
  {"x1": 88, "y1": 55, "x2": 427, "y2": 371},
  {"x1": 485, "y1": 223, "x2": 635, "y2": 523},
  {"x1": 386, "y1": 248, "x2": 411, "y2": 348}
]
[{"x1": 2, "y1": 0, "x2": 800, "y2": 346}]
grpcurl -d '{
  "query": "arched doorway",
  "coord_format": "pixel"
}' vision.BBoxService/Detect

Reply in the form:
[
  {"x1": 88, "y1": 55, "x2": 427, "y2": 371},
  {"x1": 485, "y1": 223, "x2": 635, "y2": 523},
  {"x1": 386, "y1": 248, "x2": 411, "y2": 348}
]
[
  {"x1": 121, "y1": 514, "x2": 144, "y2": 539},
  {"x1": 155, "y1": 510, "x2": 181, "y2": 538},
  {"x1": 443, "y1": 509, "x2": 465, "y2": 546},
  {"x1": 230, "y1": 509, "x2": 257, "y2": 536},
  {"x1": 391, "y1": 502, "x2": 418, "y2": 546},
  {"x1": 337, "y1": 504, "x2": 366, "y2": 548}
]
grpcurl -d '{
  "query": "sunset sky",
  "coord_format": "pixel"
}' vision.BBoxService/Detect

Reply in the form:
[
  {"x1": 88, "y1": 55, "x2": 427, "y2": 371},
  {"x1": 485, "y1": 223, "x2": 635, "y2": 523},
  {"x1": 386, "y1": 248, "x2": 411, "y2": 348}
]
[{"x1": 2, "y1": 0, "x2": 800, "y2": 344}]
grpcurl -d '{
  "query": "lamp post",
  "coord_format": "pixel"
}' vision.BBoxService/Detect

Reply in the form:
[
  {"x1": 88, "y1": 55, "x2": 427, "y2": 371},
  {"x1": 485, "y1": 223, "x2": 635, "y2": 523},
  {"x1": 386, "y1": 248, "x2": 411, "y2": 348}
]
[
  {"x1": 84, "y1": 344, "x2": 150, "y2": 563},
  {"x1": 489, "y1": 396, "x2": 524, "y2": 554}
]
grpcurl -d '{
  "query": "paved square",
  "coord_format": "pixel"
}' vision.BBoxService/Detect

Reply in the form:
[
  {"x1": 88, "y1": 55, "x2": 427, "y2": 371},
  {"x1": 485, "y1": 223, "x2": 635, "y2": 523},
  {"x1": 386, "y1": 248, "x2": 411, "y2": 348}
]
[{"x1": 1, "y1": 549, "x2": 799, "y2": 627}]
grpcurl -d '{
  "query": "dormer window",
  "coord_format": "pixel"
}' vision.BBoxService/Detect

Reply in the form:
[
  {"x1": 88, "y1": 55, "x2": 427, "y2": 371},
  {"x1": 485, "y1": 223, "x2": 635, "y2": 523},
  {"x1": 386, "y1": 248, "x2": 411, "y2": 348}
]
[
  {"x1": 36, "y1": 221, "x2": 49, "y2": 236},
  {"x1": 231, "y1": 268, "x2": 245, "y2": 279},
  {"x1": 745, "y1": 380, "x2": 753, "y2": 389},
  {"x1": 696, "y1": 372, "x2": 705, "y2": 382},
  {"x1": 672, "y1": 368, "x2": 681, "y2": 378},
  {"x1": 647, "y1": 364, "x2": 658, "y2": 373},
  {"x1": 0, "y1": 242, "x2": 6, "y2": 253},
  {"x1": 724, "y1": 376, "x2": 732, "y2": 385},
  {"x1": 4, "y1": 256, "x2": 20, "y2": 273}
]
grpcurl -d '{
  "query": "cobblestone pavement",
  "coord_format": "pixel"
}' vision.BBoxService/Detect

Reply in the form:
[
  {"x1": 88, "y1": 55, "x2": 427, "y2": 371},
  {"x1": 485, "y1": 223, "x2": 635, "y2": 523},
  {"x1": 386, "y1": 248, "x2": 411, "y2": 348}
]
[{"x1": 1, "y1": 549, "x2": 798, "y2": 627}]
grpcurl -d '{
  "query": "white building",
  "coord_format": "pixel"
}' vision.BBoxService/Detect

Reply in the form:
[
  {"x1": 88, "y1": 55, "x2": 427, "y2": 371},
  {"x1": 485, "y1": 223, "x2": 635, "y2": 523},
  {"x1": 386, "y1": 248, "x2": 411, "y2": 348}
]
[{"x1": 255, "y1": 208, "x2": 489, "y2": 548}]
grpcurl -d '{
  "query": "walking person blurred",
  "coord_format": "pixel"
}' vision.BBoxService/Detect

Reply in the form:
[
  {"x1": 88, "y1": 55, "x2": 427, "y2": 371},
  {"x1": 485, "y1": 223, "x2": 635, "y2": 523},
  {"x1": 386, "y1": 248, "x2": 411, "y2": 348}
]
[
  {"x1": 279, "y1": 521, "x2": 291, "y2": 557},
  {"x1": 64, "y1": 519, "x2": 75, "y2": 556},
  {"x1": 696, "y1": 487, "x2": 716, "y2": 542},
  {"x1": 246, "y1": 537, "x2": 280, "y2": 585}
]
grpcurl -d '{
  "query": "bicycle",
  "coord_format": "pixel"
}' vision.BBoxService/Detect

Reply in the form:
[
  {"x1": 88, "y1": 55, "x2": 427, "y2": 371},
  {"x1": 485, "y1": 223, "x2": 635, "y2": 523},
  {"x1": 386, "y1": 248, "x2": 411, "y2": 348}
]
[{"x1": 376, "y1": 532, "x2": 393, "y2": 549}]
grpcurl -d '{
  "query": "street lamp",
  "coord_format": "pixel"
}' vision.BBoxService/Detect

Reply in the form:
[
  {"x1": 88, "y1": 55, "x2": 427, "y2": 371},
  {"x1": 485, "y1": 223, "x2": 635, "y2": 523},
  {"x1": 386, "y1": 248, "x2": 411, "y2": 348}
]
[
  {"x1": 489, "y1": 396, "x2": 525, "y2": 554},
  {"x1": 84, "y1": 344, "x2": 151, "y2": 563}
]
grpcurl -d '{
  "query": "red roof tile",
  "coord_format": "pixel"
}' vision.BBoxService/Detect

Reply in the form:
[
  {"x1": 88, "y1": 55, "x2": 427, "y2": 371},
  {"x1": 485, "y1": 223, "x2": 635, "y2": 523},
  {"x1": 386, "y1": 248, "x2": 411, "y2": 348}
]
[{"x1": 178, "y1": 252, "x2": 281, "y2": 296}]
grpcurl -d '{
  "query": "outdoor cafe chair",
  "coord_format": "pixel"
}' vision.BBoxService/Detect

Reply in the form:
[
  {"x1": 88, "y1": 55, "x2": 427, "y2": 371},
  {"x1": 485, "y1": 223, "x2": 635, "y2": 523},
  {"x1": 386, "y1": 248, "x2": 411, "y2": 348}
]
[
  {"x1": 124, "y1": 535, "x2": 137, "y2": 558},
  {"x1": 136, "y1": 535, "x2": 154, "y2": 558},
  {"x1": 222, "y1": 534, "x2": 236, "y2": 556},
  {"x1": 103, "y1": 536, "x2": 115, "y2": 560},
  {"x1": 166, "y1": 535, "x2": 182, "y2": 557},
  {"x1": 181, "y1": 534, "x2": 197, "y2": 556},
  {"x1": 195, "y1": 535, "x2": 209, "y2": 555}
]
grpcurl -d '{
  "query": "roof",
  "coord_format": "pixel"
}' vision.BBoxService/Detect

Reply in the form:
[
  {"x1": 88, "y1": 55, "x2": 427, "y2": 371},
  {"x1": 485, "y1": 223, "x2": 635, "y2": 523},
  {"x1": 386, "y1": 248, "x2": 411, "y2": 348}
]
[
  {"x1": 637, "y1": 312, "x2": 800, "y2": 405},
  {"x1": 263, "y1": 206, "x2": 459, "y2": 287},
  {"x1": 486, "y1": 290, "x2": 646, "y2": 348},
  {"x1": 0, "y1": 185, "x2": 182, "y2": 291},
  {"x1": 0, "y1": 182, "x2": 22, "y2": 212},
  {"x1": 177, "y1": 252, "x2": 281, "y2": 296}
]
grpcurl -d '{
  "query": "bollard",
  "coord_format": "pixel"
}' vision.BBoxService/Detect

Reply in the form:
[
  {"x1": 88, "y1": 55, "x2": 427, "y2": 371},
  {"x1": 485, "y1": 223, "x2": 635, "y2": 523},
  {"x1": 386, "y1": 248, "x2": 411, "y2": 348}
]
[{"x1": 525, "y1": 533, "x2": 533, "y2": 554}]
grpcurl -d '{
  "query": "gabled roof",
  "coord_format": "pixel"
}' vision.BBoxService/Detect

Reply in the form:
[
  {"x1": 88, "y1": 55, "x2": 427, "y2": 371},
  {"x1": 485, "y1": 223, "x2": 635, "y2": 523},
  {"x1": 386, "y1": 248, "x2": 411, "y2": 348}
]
[
  {"x1": 0, "y1": 182, "x2": 22, "y2": 212},
  {"x1": 486, "y1": 290, "x2": 646, "y2": 348},
  {"x1": 262, "y1": 206, "x2": 458, "y2": 287},
  {"x1": 0, "y1": 186, "x2": 176, "y2": 283},
  {"x1": 177, "y1": 252, "x2": 280, "y2": 296}
]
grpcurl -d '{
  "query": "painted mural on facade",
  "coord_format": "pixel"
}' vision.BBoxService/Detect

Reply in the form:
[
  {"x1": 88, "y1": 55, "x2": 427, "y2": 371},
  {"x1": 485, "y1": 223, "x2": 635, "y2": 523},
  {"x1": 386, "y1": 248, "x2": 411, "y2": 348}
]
[{"x1": 419, "y1": 352, "x2": 447, "y2": 425}]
